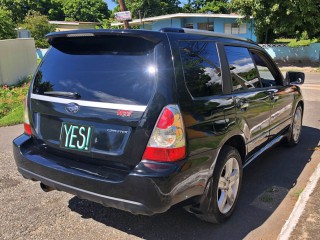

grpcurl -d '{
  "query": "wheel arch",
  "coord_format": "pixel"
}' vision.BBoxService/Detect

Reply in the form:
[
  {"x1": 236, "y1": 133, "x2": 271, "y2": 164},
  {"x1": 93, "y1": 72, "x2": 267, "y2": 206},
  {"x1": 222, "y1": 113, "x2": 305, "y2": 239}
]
[
  {"x1": 221, "y1": 135, "x2": 246, "y2": 164},
  {"x1": 297, "y1": 100, "x2": 304, "y2": 116}
]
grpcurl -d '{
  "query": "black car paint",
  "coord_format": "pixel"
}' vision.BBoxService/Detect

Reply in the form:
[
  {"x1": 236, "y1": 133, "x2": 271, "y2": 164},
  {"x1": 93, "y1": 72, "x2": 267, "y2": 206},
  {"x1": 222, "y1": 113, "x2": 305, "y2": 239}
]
[{"x1": 13, "y1": 29, "x2": 303, "y2": 216}]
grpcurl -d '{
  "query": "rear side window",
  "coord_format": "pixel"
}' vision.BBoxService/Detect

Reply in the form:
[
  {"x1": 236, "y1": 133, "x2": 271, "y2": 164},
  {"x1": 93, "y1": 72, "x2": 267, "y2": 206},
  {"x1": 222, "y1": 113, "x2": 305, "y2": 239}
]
[
  {"x1": 179, "y1": 41, "x2": 222, "y2": 98},
  {"x1": 33, "y1": 36, "x2": 157, "y2": 105},
  {"x1": 224, "y1": 46, "x2": 261, "y2": 91}
]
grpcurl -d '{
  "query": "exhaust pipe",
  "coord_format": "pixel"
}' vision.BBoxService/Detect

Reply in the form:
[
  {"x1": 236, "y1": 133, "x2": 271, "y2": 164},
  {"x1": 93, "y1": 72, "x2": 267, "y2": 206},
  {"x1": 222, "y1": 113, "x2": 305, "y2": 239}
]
[{"x1": 40, "y1": 182, "x2": 55, "y2": 192}]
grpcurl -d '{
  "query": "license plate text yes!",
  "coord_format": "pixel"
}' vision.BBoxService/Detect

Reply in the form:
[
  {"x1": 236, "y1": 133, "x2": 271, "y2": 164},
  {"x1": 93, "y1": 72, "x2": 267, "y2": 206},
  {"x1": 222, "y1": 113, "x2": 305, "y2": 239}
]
[{"x1": 60, "y1": 123, "x2": 93, "y2": 151}]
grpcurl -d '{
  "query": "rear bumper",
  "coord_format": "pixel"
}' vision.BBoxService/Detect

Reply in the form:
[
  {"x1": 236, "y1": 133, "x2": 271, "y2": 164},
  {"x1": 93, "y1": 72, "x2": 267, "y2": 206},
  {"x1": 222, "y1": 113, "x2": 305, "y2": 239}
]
[
  {"x1": 13, "y1": 134, "x2": 209, "y2": 215},
  {"x1": 18, "y1": 167, "x2": 155, "y2": 215}
]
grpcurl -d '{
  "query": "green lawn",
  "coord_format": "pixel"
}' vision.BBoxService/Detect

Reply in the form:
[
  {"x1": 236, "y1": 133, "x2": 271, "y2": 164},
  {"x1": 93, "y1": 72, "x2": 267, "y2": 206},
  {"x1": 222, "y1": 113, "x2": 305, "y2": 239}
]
[
  {"x1": 0, "y1": 78, "x2": 30, "y2": 127},
  {"x1": 275, "y1": 38, "x2": 319, "y2": 47},
  {"x1": 274, "y1": 38, "x2": 294, "y2": 44}
]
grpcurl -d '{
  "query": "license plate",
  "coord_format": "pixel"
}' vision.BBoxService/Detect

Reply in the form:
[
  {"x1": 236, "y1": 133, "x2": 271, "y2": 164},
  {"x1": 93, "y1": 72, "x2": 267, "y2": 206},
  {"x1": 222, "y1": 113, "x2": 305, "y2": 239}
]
[{"x1": 60, "y1": 122, "x2": 93, "y2": 152}]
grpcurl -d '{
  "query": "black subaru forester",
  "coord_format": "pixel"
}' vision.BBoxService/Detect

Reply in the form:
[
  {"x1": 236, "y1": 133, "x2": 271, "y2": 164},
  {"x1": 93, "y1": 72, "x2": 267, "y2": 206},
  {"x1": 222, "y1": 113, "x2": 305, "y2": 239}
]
[{"x1": 13, "y1": 28, "x2": 304, "y2": 223}]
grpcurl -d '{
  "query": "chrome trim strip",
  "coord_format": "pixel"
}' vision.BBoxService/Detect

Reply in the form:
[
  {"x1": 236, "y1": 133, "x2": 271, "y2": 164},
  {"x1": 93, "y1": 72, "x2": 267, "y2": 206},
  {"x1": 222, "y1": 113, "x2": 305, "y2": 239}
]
[
  {"x1": 243, "y1": 135, "x2": 284, "y2": 168},
  {"x1": 31, "y1": 93, "x2": 147, "y2": 112}
]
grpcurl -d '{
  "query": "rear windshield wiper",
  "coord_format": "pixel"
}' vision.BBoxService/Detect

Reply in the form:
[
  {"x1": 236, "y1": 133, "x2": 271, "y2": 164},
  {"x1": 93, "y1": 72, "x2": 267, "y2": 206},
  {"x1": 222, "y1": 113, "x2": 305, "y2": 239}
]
[{"x1": 44, "y1": 91, "x2": 81, "y2": 99}]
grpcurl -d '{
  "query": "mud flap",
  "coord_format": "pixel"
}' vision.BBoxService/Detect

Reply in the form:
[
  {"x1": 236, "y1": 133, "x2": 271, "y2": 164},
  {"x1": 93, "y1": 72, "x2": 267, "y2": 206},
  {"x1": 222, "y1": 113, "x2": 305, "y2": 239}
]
[{"x1": 184, "y1": 176, "x2": 216, "y2": 220}]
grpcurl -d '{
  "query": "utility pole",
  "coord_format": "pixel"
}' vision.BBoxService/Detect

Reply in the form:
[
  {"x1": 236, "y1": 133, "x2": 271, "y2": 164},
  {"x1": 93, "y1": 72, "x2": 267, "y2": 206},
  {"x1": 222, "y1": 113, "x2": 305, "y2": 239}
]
[{"x1": 118, "y1": 0, "x2": 130, "y2": 29}]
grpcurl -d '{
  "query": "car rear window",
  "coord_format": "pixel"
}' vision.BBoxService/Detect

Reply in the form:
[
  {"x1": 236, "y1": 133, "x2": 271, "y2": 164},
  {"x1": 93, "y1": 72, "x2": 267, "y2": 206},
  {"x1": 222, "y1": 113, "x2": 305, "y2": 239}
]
[{"x1": 32, "y1": 36, "x2": 157, "y2": 105}]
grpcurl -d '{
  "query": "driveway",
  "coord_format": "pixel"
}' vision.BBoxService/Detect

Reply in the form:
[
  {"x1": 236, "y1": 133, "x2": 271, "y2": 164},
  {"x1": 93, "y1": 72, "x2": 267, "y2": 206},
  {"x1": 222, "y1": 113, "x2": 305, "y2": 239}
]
[{"x1": 0, "y1": 72, "x2": 319, "y2": 240}]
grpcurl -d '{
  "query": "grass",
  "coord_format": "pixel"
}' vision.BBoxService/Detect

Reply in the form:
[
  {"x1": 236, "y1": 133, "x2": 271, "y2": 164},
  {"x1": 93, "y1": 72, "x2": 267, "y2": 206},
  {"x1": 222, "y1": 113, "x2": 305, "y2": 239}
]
[
  {"x1": 288, "y1": 39, "x2": 318, "y2": 47},
  {"x1": 275, "y1": 38, "x2": 319, "y2": 47},
  {"x1": 274, "y1": 38, "x2": 294, "y2": 44},
  {"x1": 294, "y1": 189, "x2": 304, "y2": 199},
  {"x1": 0, "y1": 76, "x2": 31, "y2": 127},
  {"x1": 260, "y1": 194, "x2": 274, "y2": 203},
  {"x1": 0, "y1": 105, "x2": 24, "y2": 127}
]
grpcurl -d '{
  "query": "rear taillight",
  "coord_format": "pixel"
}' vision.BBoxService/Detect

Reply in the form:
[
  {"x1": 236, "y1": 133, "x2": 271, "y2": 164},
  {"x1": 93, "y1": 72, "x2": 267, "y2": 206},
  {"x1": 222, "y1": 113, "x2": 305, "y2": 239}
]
[
  {"x1": 142, "y1": 105, "x2": 186, "y2": 162},
  {"x1": 24, "y1": 97, "x2": 31, "y2": 135}
]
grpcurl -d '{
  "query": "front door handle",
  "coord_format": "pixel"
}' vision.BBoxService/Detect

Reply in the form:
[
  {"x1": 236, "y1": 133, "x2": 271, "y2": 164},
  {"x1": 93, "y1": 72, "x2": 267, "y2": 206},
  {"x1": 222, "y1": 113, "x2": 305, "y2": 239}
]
[{"x1": 266, "y1": 90, "x2": 279, "y2": 102}]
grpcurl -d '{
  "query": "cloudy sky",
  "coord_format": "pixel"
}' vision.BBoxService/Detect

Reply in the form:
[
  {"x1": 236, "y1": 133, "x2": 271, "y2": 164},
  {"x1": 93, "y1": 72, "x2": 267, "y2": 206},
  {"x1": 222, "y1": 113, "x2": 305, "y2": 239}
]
[{"x1": 103, "y1": 0, "x2": 188, "y2": 10}]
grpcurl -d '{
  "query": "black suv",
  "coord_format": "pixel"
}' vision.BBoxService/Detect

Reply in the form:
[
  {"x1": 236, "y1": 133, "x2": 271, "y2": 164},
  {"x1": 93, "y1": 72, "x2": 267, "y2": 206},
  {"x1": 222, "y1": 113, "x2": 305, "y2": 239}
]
[{"x1": 13, "y1": 28, "x2": 304, "y2": 223}]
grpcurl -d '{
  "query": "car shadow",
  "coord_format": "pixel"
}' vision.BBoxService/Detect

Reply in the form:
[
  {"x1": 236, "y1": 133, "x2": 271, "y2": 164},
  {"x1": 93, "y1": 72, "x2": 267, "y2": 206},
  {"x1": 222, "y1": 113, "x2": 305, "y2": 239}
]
[{"x1": 68, "y1": 125, "x2": 319, "y2": 240}]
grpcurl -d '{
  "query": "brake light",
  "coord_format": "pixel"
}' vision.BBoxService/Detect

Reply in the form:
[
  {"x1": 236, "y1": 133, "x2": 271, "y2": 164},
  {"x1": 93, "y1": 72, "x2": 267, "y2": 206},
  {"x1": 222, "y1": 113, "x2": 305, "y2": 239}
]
[
  {"x1": 24, "y1": 97, "x2": 31, "y2": 135},
  {"x1": 142, "y1": 105, "x2": 186, "y2": 162}
]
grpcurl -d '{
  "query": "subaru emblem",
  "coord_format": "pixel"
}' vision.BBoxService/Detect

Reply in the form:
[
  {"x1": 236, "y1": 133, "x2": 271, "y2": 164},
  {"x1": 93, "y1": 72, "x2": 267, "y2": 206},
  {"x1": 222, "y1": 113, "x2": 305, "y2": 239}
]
[{"x1": 65, "y1": 103, "x2": 80, "y2": 114}]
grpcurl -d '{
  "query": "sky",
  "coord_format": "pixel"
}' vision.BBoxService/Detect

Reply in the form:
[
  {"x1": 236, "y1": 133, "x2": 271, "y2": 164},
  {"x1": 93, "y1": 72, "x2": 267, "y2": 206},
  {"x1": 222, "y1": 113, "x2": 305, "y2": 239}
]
[{"x1": 103, "y1": 0, "x2": 188, "y2": 11}]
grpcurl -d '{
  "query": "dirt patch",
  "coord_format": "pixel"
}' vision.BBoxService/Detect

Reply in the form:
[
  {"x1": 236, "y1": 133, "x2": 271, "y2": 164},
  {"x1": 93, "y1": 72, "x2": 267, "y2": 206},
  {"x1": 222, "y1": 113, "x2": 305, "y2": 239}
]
[
  {"x1": 0, "y1": 174, "x2": 22, "y2": 189},
  {"x1": 251, "y1": 186, "x2": 289, "y2": 211}
]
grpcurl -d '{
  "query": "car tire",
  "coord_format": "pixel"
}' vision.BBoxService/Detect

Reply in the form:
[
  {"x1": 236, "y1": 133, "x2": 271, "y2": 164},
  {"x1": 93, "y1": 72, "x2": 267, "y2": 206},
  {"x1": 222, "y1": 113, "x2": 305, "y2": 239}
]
[
  {"x1": 195, "y1": 146, "x2": 243, "y2": 223},
  {"x1": 285, "y1": 105, "x2": 303, "y2": 146}
]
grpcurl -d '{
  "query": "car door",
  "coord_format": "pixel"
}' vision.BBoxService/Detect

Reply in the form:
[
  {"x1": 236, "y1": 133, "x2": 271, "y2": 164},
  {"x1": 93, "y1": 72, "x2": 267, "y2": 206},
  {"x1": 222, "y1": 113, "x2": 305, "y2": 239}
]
[
  {"x1": 176, "y1": 39, "x2": 236, "y2": 156},
  {"x1": 250, "y1": 50, "x2": 295, "y2": 138},
  {"x1": 223, "y1": 45, "x2": 272, "y2": 155}
]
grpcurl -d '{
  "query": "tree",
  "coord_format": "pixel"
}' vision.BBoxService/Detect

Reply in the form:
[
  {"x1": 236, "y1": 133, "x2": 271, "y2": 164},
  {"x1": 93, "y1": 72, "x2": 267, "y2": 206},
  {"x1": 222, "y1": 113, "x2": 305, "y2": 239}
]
[
  {"x1": 62, "y1": 0, "x2": 109, "y2": 22},
  {"x1": 0, "y1": 0, "x2": 29, "y2": 23},
  {"x1": 47, "y1": 0, "x2": 65, "y2": 20},
  {"x1": 31, "y1": 0, "x2": 65, "y2": 21},
  {"x1": 293, "y1": 0, "x2": 320, "y2": 40},
  {"x1": 182, "y1": 0, "x2": 230, "y2": 13},
  {"x1": 21, "y1": 12, "x2": 56, "y2": 48},
  {"x1": 198, "y1": 0, "x2": 230, "y2": 14},
  {"x1": 0, "y1": 8, "x2": 16, "y2": 40},
  {"x1": 231, "y1": 0, "x2": 320, "y2": 43},
  {"x1": 125, "y1": 0, "x2": 181, "y2": 19},
  {"x1": 0, "y1": 0, "x2": 65, "y2": 22}
]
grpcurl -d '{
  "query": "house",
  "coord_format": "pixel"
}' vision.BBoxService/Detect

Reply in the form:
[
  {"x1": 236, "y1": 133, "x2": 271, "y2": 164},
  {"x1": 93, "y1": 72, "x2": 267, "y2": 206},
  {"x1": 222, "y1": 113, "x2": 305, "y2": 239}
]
[
  {"x1": 49, "y1": 21, "x2": 101, "y2": 32},
  {"x1": 111, "y1": 13, "x2": 256, "y2": 42}
]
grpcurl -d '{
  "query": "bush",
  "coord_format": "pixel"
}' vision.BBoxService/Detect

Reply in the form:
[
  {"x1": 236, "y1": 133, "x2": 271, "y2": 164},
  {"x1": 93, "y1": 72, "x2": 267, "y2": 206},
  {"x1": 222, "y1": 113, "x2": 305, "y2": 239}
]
[
  {"x1": 0, "y1": 76, "x2": 31, "y2": 121},
  {"x1": 21, "y1": 12, "x2": 56, "y2": 48}
]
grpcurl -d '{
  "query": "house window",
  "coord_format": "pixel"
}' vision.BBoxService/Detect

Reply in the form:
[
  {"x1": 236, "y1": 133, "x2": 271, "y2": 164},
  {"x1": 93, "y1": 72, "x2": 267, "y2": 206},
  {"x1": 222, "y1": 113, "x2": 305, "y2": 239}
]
[
  {"x1": 231, "y1": 23, "x2": 239, "y2": 34},
  {"x1": 185, "y1": 23, "x2": 194, "y2": 29},
  {"x1": 224, "y1": 23, "x2": 247, "y2": 34},
  {"x1": 197, "y1": 22, "x2": 214, "y2": 31}
]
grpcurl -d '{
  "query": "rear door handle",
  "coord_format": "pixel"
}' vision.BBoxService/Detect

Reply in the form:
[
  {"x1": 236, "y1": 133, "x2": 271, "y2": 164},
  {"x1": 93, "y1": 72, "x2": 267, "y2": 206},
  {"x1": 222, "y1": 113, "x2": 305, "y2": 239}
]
[{"x1": 236, "y1": 99, "x2": 249, "y2": 111}]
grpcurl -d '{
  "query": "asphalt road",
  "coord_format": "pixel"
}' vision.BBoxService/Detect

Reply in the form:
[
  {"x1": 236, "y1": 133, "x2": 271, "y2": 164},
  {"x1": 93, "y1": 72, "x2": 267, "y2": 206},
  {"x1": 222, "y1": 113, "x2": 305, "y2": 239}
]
[{"x1": 0, "y1": 73, "x2": 319, "y2": 240}]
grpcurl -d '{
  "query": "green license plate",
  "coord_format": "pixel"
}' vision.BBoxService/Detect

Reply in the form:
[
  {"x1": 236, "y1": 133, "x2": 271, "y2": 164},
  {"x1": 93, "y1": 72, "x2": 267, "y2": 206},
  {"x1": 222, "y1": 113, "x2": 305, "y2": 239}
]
[{"x1": 60, "y1": 122, "x2": 93, "y2": 152}]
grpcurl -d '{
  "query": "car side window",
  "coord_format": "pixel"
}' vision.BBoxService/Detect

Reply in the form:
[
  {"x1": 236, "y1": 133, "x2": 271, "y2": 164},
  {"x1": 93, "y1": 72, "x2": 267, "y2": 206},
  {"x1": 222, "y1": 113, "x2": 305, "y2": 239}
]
[
  {"x1": 250, "y1": 51, "x2": 281, "y2": 87},
  {"x1": 224, "y1": 46, "x2": 261, "y2": 91},
  {"x1": 179, "y1": 41, "x2": 222, "y2": 98}
]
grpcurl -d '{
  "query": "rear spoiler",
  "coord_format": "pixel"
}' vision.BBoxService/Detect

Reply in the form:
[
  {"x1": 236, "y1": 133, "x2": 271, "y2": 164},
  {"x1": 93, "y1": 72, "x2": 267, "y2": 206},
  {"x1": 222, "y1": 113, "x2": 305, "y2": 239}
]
[{"x1": 46, "y1": 29, "x2": 165, "y2": 46}]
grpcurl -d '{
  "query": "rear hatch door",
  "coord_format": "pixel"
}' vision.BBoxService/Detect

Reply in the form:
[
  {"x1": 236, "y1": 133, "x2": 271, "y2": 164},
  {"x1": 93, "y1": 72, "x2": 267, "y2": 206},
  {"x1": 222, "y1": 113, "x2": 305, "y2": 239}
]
[{"x1": 29, "y1": 31, "x2": 169, "y2": 168}]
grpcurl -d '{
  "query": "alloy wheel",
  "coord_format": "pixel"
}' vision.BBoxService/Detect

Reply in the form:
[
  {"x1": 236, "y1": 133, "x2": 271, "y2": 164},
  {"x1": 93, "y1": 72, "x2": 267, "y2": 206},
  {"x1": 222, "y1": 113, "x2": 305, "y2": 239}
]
[{"x1": 217, "y1": 157, "x2": 240, "y2": 214}]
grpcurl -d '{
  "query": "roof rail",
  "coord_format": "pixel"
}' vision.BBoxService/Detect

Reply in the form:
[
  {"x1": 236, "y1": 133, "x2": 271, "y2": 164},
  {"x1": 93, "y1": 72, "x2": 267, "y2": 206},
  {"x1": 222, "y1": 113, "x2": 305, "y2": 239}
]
[
  {"x1": 160, "y1": 27, "x2": 256, "y2": 43},
  {"x1": 182, "y1": 28, "x2": 249, "y2": 41},
  {"x1": 160, "y1": 27, "x2": 185, "y2": 33}
]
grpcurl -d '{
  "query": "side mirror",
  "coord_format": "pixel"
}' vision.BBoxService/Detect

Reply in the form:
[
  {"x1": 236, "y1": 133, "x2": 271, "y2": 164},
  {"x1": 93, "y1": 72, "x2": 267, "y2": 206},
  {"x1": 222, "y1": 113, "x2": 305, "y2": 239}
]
[{"x1": 286, "y1": 71, "x2": 305, "y2": 85}]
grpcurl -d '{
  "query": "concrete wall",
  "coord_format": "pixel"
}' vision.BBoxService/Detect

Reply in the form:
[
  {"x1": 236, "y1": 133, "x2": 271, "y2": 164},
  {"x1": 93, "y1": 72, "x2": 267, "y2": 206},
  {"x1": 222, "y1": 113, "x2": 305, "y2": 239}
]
[
  {"x1": 263, "y1": 43, "x2": 320, "y2": 65},
  {"x1": 0, "y1": 39, "x2": 37, "y2": 85}
]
